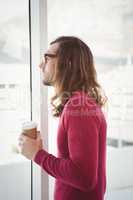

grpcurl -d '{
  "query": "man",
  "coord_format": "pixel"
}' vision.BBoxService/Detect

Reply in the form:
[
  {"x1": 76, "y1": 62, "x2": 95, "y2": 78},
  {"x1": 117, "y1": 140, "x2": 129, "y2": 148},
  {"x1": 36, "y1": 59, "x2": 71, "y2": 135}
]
[{"x1": 19, "y1": 36, "x2": 107, "y2": 200}]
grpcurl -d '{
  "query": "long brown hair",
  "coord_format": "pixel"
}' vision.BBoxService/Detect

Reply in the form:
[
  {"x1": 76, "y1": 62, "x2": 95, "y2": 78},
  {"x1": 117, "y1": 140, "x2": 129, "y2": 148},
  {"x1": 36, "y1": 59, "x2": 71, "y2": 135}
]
[{"x1": 50, "y1": 36, "x2": 107, "y2": 117}]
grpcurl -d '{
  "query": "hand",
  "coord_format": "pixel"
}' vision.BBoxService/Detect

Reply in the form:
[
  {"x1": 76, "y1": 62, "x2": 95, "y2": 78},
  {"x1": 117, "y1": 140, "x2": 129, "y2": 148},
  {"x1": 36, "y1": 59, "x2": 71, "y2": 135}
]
[{"x1": 18, "y1": 131, "x2": 43, "y2": 160}]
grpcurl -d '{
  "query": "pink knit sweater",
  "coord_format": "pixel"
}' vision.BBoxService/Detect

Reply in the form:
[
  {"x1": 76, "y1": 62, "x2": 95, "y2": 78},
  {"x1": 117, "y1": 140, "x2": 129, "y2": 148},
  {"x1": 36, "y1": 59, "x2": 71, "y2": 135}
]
[{"x1": 34, "y1": 91, "x2": 107, "y2": 200}]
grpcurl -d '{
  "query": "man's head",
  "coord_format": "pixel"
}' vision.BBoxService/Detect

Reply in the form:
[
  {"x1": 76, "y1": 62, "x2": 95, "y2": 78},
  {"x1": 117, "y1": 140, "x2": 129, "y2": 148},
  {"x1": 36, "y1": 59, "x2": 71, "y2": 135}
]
[
  {"x1": 39, "y1": 36, "x2": 106, "y2": 116},
  {"x1": 39, "y1": 36, "x2": 97, "y2": 89},
  {"x1": 39, "y1": 42, "x2": 59, "y2": 86}
]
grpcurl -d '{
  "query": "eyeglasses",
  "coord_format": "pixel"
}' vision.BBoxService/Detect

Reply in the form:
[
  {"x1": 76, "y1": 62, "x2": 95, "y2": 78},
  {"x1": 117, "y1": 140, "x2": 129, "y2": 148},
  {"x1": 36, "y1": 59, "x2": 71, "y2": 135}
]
[{"x1": 43, "y1": 53, "x2": 57, "y2": 63}]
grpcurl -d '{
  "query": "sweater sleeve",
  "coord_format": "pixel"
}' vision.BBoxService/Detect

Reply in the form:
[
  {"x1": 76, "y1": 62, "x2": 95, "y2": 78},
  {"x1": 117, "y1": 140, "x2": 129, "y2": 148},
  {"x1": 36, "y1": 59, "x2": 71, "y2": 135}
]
[{"x1": 34, "y1": 106, "x2": 101, "y2": 192}]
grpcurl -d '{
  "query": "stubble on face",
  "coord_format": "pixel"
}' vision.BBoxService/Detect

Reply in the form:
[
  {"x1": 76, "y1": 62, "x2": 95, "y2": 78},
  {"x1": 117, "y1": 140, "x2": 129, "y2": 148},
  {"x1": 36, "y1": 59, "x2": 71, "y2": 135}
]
[{"x1": 42, "y1": 71, "x2": 53, "y2": 86}]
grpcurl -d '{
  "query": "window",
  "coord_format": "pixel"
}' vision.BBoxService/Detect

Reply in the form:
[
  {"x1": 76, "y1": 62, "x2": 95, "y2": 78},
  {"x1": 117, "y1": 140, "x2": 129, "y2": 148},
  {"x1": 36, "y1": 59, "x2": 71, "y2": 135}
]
[
  {"x1": 0, "y1": 0, "x2": 31, "y2": 199},
  {"x1": 47, "y1": 0, "x2": 133, "y2": 199}
]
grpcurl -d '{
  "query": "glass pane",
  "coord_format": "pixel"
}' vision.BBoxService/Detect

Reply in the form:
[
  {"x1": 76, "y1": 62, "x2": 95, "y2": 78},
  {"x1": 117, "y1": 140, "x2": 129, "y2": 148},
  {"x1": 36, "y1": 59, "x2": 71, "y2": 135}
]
[
  {"x1": 47, "y1": 0, "x2": 133, "y2": 200},
  {"x1": 0, "y1": 0, "x2": 31, "y2": 199}
]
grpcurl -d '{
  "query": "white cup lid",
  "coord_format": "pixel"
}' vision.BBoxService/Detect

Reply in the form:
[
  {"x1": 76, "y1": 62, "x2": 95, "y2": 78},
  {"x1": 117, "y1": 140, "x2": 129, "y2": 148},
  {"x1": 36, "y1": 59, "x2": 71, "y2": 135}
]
[{"x1": 22, "y1": 121, "x2": 37, "y2": 130}]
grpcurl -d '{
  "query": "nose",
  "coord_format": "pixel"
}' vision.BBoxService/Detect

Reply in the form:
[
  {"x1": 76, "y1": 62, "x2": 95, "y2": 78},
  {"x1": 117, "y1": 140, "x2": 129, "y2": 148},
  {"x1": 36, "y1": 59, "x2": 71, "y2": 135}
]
[
  {"x1": 38, "y1": 59, "x2": 45, "y2": 70},
  {"x1": 38, "y1": 62, "x2": 42, "y2": 69}
]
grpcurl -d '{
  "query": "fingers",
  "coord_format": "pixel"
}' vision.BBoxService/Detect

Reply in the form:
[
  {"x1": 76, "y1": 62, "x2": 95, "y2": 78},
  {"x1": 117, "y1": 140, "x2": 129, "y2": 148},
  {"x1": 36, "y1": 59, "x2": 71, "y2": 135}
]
[
  {"x1": 18, "y1": 137, "x2": 24, "y2": 147},
  {"x1": 18, "y1": 134, "x2": 27, "y2": 141},
  {"x1": 18, "y1": 134, "x2": 30, "y2": 148},
  {"x1": 18, "y1": 134, "x2": 25, "y2": 147},
  {"x1": 18, "y1": 131, "x2": 42, "y2": 146},
  {"x1": 18, "y1": 140, "x2": 23, "y2": 147}
]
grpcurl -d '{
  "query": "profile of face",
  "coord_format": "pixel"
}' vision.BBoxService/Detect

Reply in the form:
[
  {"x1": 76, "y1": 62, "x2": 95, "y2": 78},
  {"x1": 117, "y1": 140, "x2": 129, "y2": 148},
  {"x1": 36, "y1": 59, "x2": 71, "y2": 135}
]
[{"x1": 39, "y1": 42, "x2": 59, "y2": 86}]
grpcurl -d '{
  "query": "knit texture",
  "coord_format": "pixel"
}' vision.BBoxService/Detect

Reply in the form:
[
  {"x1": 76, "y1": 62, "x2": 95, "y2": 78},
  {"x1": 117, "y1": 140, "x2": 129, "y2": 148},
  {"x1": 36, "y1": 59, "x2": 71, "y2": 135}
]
[{"x1": 34, "y1": 91, "x2": 107, "y2": 200}]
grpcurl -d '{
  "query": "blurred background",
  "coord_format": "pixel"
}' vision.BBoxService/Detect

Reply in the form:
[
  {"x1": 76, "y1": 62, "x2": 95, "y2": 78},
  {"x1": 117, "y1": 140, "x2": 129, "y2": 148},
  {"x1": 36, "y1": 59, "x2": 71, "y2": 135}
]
[{"x1": 0, "y1": 0, "x2": 133, "y2": 200}]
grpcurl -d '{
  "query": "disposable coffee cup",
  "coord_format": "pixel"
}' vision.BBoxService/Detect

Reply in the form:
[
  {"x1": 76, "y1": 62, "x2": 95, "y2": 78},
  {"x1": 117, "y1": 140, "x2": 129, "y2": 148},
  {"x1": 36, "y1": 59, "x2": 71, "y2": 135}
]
[{"x1": 22, "y1": 121, "x2": 37, "y2": 139}]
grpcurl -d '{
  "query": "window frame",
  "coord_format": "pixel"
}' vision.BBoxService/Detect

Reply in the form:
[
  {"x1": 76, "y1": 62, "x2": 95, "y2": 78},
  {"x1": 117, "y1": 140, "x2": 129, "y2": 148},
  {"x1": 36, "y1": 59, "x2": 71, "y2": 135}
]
[{"x1": 30, "y1": 0, "x2": 49, "y2": 200}]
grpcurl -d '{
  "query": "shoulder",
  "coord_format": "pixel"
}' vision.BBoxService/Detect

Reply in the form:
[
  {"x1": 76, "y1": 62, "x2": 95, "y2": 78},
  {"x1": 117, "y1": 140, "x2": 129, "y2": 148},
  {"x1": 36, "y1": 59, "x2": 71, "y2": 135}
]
[
  {"x1": 63, "y1": 91, "x2": 100, "y2": 114},
  {"x1": 61, "y1": 91, "x2": 104, "y2": 128}
]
